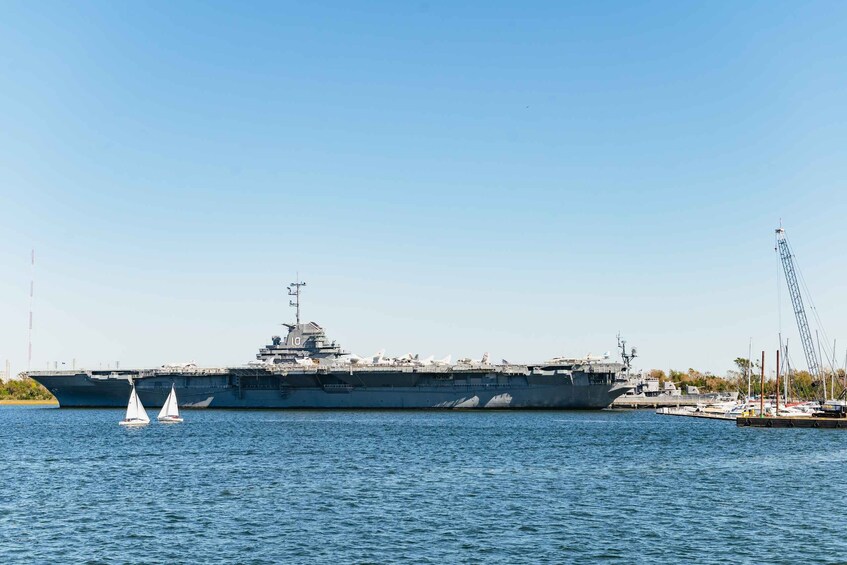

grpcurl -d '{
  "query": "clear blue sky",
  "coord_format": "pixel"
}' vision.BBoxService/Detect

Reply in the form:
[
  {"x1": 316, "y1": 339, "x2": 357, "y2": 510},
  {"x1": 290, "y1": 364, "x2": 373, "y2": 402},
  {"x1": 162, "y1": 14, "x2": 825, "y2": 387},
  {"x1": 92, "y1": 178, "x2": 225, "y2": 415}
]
[{"x1": 2, "y1": 1, "x2": 846, "y2": 376}]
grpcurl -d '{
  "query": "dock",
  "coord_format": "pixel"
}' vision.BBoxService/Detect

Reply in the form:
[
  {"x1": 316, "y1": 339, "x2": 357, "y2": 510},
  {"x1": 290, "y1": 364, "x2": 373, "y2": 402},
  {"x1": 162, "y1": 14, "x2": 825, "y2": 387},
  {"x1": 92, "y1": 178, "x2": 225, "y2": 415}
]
[
  {"x1": 611, "y1": 395, "x2": 718, "y2": 409},
  {"x1": 656, "y1": 407, "x2": 735, "y2": 421},
  {"x1": 737, "y1": 417, "x2": 847, "y2": 429}
]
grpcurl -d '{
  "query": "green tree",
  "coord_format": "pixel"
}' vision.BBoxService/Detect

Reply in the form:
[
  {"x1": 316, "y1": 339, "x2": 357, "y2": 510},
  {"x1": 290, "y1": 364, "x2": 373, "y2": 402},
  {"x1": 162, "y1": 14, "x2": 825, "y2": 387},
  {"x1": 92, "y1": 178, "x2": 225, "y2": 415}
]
[{"x1": 0, "y1": 376, "x2": 55, "y2": 401}]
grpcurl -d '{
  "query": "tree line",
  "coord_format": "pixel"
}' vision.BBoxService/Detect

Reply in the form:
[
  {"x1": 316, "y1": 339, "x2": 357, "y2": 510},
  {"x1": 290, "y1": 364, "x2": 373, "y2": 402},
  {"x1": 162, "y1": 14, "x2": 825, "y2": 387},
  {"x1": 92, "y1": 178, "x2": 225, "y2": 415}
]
[
  {"x1": 0, "y1": 376, "x2": 55, "y2": 401},
  {"x1": 647, "y1": 358, "x2": 847, "y2": 400}
]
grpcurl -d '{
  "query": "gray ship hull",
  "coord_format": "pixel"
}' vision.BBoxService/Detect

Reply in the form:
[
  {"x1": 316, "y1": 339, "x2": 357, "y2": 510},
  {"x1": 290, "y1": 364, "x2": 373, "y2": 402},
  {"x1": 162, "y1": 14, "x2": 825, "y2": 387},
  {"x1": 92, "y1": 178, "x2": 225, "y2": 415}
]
[
  {"x1": 30, "y1": 369, "x2": 631, "y2": 410},
  {"x1": 28, "y1": 290, "x2": 636, "y2": 409}
]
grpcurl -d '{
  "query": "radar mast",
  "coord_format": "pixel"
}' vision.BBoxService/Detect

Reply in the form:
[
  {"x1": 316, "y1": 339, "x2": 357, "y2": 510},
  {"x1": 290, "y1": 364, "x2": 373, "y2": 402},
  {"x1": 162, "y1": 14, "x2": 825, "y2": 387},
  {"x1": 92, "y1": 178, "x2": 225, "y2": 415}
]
[
  {"x1": 617, "y1": 333, "x2": 637, "y2": 373},
  {"x1": 288, "y1": 277, "x2": 306, "y2": 325}
]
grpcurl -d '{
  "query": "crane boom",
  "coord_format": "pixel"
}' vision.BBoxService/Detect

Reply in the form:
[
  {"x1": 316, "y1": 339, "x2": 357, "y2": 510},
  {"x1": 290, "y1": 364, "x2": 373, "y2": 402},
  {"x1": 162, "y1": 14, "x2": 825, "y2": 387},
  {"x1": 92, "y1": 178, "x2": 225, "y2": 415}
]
[{"x1": 775, "y1": 227, "x2": 820, "y2": 382}]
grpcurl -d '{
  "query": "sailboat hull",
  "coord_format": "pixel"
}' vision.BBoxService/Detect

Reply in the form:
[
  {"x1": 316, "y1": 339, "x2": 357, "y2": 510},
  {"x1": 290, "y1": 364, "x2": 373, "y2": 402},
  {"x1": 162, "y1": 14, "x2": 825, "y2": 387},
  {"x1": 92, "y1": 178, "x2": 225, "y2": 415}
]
[
  {"x1": 119, "y1": 419, "x2": 148, "y2": 426},
  {"x1": 157, "y1": 417, "x2": 183, "y2": 423}
]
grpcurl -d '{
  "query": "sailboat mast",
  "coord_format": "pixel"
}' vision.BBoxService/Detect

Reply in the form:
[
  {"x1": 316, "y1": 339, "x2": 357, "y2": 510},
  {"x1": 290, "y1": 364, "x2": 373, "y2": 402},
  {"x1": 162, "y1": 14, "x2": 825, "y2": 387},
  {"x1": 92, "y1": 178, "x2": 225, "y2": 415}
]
[
  {"x1": 760, "y1": 351, "x2": 765, "y2": 416},
  {"x1": 169, "y1": 384, "x2": 179, "y2": 416},
  {"x1": 747, "y1": 338, "x2": 752, "y2": 401},
  {"x1": 775, "y1": 349, "x2": 780, "y2": 416},
  {"x1": 135, "y1": 386, "x2": 143, "y2": 416},
  {"x1": 784, "y1": 342, "x2": 789, "y2": 402}
]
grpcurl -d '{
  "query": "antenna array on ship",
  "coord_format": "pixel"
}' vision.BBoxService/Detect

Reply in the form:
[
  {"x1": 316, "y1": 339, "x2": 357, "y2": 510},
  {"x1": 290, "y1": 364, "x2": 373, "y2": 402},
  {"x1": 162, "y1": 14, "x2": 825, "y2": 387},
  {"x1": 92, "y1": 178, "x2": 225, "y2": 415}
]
[
  {"x1": 617, "y1": 333, "x2": 636, "y2": 373},
  {"x1": 288, "y1": 279, "x2": 306, "y2": 325}
]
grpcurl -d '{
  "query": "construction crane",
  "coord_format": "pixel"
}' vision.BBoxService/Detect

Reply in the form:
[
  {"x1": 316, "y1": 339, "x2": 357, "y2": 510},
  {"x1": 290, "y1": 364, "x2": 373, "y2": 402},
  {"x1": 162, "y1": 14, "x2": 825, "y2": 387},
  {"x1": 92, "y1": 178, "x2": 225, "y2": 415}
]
[{"x1": 775, "y1": 227, "x2": 822, "y2": 395}]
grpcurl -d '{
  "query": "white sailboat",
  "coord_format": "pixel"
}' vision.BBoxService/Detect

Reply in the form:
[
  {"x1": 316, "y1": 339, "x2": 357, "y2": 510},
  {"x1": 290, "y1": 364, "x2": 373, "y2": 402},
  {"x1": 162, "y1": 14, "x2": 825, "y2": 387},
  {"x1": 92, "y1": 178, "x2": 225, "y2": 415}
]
[
  {"x1": 119, "y1": 384, "x2": 150, "y2": 426},
  {"x1": 157, "y1": 384, "x2": 183, "y2": 423}
]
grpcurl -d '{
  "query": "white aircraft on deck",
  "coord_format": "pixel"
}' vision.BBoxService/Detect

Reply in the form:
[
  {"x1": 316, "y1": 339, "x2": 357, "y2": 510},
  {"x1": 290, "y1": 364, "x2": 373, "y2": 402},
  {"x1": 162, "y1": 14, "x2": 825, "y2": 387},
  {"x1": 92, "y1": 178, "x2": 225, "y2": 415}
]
[
  {"x1": 585, "y1": 351, "x2": 611, "y2": 361},
  {"x1": 341, "y1": 349, "x2": 388, "y2": 365},
  {"x1": 458, "y1": 352, "x2": 490, "y2": 365},
  {"x1": 371, "y1": 349, "x2": 393, "y2": 365},
  {"x1": 161, "y1": 361, "x2": 197, "y2": 370},
  {"x1": 393, "y1": 352, "x2": 417, "y2": 364},
  {"x1": 431, "y1": 355, "x2": 452, "y2": 367},
  {"x1": 414, "y1": 355, "x2": 434, "y2": 366}
]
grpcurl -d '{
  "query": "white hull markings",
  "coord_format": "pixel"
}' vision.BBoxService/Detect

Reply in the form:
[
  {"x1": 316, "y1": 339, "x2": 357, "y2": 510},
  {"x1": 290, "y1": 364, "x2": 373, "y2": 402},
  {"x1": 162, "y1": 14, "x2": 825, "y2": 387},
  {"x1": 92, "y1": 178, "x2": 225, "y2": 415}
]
[
  {"x1": 453, "y1": 396, "x2": 480, "y2": 409},
  {"x1": 484, "y1": 393, "x2": 513, "y2": 408},
  {"x1": 181, "y1": 396, "x2": 214, "y2": 408}
]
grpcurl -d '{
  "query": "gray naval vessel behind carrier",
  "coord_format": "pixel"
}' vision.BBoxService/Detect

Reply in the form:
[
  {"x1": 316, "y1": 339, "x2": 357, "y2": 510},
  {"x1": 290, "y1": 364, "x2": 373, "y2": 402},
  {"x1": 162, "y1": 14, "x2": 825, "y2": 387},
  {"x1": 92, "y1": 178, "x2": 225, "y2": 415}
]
[{"x1": 28, "y1": 281, "x2": 635, "y2": 409}]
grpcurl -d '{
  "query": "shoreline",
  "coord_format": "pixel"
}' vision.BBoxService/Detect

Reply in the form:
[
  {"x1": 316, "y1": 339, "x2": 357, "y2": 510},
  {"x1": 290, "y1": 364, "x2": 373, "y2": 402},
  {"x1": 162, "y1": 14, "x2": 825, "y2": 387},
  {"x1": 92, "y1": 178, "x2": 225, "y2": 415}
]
[{"x1": 0, "y1": 399, "x2": 59, "y2": 406}]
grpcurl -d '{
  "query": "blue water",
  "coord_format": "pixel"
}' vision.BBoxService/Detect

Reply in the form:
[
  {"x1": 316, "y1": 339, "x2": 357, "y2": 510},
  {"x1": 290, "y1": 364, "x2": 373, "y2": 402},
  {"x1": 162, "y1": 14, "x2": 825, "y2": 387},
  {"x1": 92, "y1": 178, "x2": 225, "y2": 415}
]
[{"x1": 1, "y1": 408, "x2": 846, "y2": 564}]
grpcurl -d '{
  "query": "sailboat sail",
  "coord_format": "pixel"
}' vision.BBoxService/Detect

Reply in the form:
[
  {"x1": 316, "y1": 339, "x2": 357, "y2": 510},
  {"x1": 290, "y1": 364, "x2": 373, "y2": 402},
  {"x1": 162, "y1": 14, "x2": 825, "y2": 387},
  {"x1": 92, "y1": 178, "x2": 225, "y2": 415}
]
[
  {"x1": 125, "y1": 387, "x2": 139, "y2": 421},
  {"x1": 167, "y1": 387, "x2": 180, "y2": 418},
  {"x1": 125, "y1": 385, "x2": 150, "y2": 423},
  {"x1": 158, "y1": 385, "x2": 180, "y2": 420}
]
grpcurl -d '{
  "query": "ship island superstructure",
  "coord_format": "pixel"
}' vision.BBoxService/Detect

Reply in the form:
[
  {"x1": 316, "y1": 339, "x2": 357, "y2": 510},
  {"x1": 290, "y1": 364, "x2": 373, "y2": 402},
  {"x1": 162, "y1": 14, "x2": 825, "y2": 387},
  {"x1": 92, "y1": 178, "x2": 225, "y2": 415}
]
[{"x1": 28, "y1": 281, "x2": 634, "y2": 409}]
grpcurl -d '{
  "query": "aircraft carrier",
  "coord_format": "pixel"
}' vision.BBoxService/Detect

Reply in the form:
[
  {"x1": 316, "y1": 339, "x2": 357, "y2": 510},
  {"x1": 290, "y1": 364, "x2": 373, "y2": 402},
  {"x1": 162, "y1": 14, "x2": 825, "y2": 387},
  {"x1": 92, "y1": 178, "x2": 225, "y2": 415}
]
[{"x1": 27, "y1": 281, "x2": 635, "y2": 409}]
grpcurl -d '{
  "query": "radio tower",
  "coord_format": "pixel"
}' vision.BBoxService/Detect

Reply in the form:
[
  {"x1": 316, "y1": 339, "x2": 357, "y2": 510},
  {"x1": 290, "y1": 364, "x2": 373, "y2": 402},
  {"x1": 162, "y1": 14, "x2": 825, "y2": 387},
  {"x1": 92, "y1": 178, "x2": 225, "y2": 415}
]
[{"x1": 28, "y1": 249, "x2": 34, "y2": 371}]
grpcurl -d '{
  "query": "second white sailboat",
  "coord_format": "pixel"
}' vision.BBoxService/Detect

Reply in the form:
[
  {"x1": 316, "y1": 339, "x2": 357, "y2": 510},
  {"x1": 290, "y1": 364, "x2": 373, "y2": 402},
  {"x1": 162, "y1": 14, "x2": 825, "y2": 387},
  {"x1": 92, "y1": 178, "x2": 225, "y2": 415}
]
[{"x1": 157, "y1": 384, "x2": 183, "y2": 423}]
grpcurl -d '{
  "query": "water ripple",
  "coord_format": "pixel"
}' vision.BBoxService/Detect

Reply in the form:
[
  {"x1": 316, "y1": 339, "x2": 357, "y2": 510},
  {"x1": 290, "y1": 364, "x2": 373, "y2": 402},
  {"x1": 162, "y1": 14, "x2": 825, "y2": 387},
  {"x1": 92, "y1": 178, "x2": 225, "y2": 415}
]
[{"x1": 1, "y1": 407, "x2": 846, "y2": 563}]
